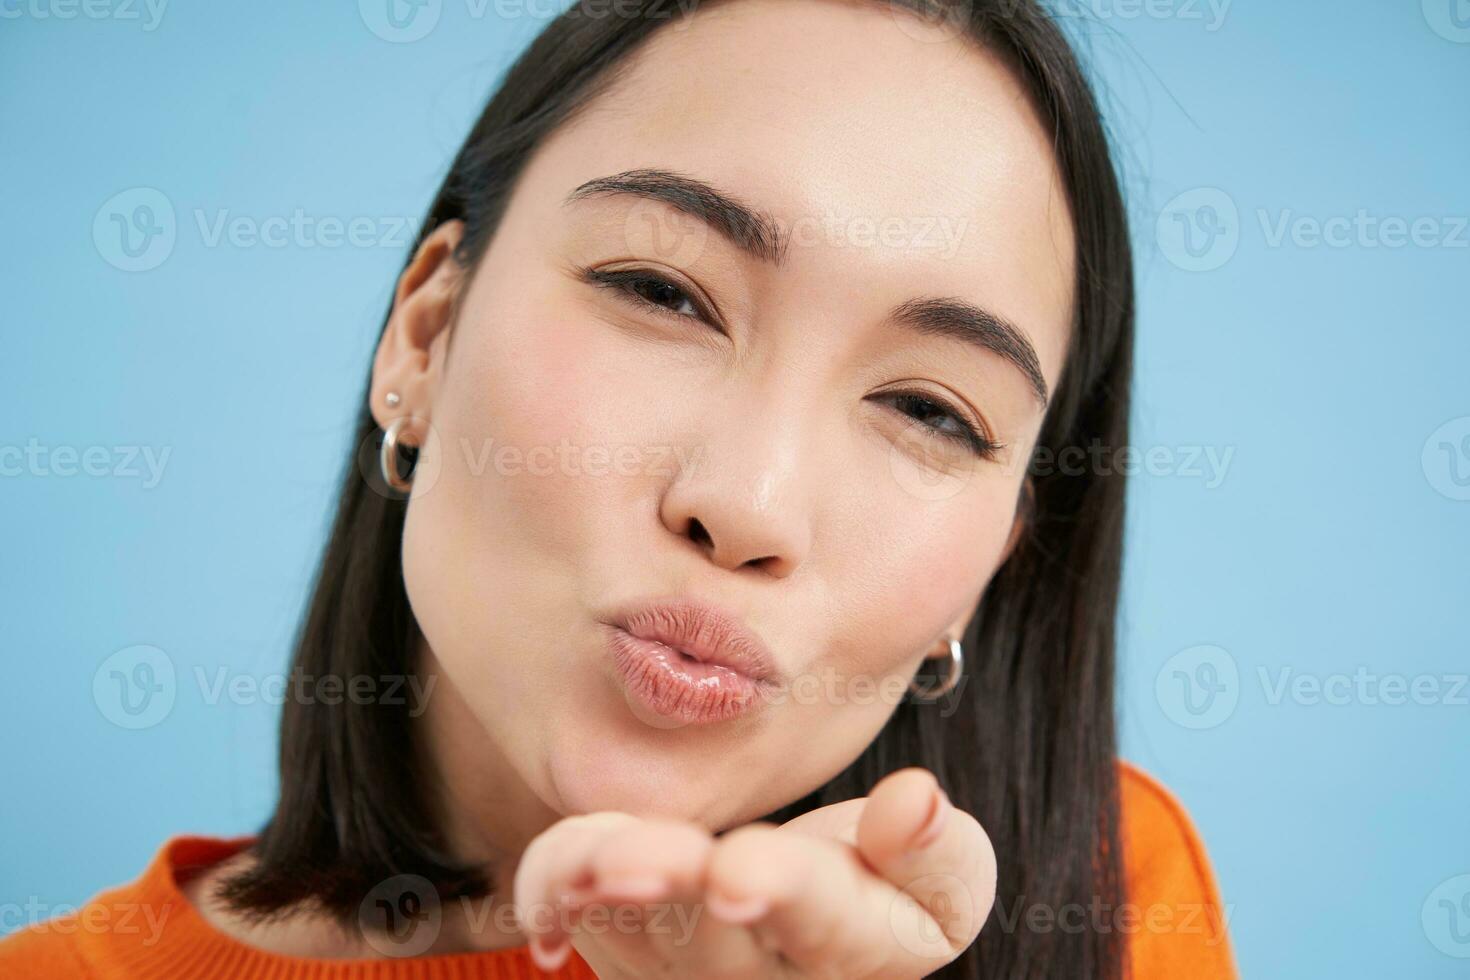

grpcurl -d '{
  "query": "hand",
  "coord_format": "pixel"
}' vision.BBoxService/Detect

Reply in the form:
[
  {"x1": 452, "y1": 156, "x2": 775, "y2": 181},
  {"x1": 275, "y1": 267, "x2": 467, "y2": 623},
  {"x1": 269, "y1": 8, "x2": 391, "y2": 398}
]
[{"x1": 512, "y1": 767, "x2": 997, "y2": 978}]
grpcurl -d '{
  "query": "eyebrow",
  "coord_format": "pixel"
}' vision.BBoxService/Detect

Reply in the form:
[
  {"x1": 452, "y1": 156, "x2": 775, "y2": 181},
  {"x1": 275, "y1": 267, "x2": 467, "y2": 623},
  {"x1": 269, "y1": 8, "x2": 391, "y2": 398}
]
[
  {"x1": 565, "y1": 168, "x2": 789, "y2": 265},
  {"x1": 564, "y1": 168, "x2": 1049, "y2": 407},
  {"x1": 889, "y1": 297, "x2": 1049, "y2": 407}
]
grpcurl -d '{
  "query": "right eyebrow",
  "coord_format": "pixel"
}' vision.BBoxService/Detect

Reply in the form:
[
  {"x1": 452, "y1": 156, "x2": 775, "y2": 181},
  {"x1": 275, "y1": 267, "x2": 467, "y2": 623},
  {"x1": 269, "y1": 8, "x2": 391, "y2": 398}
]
[{"x1": 564, "y1": 168, "x2": 790, "y2": 266}]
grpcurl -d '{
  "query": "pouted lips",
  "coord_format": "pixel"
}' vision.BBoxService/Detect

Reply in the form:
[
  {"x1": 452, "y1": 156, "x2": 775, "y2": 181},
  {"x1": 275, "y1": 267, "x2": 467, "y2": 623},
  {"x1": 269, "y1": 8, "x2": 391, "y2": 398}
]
[{"x1": 602, "y1": 597, "x2": 782, "y2": 725}]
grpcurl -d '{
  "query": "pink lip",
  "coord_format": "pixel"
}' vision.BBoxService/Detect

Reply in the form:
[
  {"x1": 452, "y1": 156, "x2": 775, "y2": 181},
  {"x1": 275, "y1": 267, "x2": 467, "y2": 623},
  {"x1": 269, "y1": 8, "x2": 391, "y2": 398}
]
[{"x1": 603, "y1": 598, "x2": 782, "y2": 725}]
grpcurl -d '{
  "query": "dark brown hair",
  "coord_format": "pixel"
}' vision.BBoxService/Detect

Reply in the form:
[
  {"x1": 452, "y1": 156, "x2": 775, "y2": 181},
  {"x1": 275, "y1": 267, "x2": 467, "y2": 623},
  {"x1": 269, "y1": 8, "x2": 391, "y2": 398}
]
[{"x1": 219, "y1": 2, "x2": 1136, "y2": 977}]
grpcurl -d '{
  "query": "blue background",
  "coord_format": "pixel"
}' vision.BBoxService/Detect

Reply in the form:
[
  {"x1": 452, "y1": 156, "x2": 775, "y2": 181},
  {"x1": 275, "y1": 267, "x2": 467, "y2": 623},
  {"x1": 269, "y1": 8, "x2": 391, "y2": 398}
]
[{"x1": 3, "y1": 3, "x2": 1467, "y2": 976}]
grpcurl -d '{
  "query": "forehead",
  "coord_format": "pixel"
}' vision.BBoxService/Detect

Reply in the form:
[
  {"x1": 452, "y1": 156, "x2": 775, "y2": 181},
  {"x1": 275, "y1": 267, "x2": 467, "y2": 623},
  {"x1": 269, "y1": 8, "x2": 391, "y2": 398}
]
[{"x1": 520, "y1": 0, "x2": 1075, "y2": 389}]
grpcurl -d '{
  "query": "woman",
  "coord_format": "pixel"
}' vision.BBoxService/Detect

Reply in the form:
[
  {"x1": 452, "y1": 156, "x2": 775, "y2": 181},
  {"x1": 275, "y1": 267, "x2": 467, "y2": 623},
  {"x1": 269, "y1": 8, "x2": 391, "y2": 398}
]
[{"x1": 2, "y1": 0, "x2": 1237, "y2": 976}]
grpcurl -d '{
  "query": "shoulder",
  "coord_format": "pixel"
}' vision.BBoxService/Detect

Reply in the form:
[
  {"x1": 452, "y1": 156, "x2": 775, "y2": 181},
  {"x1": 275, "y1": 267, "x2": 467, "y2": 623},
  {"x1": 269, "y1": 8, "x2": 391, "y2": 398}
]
[
  {"x1": 0, "y1": 915, "x2": 93, "y2": 979},
  {"x1": 0, "y1": 834, "x2": 252, "y2": 980},
  {"x1": 1117, "y1": 760, "x2": 1219, "y2": 894},
  {"x1": 1115, "y1": 760, "x2": 1239, "y2": 979}
]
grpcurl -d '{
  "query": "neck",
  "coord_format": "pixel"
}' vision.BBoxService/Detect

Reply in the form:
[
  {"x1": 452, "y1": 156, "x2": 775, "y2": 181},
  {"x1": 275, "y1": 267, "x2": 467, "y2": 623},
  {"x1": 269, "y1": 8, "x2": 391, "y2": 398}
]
[{"x1": 181, "y1": 638, "x2": 568, "y2": 959}]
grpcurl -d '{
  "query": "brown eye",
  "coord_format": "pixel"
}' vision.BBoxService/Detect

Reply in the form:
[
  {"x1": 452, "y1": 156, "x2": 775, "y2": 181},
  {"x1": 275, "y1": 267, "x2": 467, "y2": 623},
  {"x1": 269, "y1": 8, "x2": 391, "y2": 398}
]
[
  {"x1": 877, "y1": 390, "x2": 1003, "y2": 460},
  {"x1": 581, "y1": 266, "x2": 712, "y2": 324},
  {"x1": 626, "y1": 275, "x2": 698, "y2": 317}
]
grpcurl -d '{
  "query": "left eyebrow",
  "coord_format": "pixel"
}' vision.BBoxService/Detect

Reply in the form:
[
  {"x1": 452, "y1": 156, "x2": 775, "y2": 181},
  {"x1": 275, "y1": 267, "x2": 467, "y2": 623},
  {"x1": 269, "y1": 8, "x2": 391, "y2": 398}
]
[
  {"x1": 566, "y1": 169, "x2": 1048, "y2": 407},
  {"x1": 888, "y1": 297, "x2": 1050, "y2": 408}
]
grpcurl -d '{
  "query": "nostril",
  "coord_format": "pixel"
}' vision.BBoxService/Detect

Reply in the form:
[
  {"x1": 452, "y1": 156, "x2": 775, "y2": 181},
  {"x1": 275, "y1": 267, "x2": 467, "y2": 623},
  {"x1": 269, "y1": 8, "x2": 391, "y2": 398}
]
[{"x1": 687, "y1": 517, "x2": 712, "y2": 549}]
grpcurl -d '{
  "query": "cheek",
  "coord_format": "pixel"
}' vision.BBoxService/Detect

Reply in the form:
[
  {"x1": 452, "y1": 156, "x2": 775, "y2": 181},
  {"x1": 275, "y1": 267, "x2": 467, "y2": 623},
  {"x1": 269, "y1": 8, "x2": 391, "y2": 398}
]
[
  {"x1": 826, "y1": 480, "x2": 1015, "y2": 682},
  {"x1": 398, "y1": 286, "x2": 672, "y2": 702}
]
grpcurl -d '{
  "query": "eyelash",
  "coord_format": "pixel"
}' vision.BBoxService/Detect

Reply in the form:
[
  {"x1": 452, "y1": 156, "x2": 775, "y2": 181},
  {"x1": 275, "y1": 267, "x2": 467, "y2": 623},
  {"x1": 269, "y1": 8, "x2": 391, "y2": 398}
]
[
  {"x1": 580, "y1": 265, "x2": 717, "y2": 324},
  {"x1": 579, "y1": 264, "x2": 1005, "y2": 460}
]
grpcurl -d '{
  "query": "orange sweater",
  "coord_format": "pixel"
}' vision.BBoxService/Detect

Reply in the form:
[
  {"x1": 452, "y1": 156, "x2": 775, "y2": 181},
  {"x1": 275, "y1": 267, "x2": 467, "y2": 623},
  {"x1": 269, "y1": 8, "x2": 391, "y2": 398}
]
[{"x1": 0, "y1": 761, "x2": 1235, "y2": 978}]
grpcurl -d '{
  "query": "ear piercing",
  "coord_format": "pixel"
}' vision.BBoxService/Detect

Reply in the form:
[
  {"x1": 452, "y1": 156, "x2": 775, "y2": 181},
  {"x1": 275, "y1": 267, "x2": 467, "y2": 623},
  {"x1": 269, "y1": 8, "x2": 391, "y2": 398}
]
[{"x1": 385, "y1": 391, "x2": 401, "y2": 407}]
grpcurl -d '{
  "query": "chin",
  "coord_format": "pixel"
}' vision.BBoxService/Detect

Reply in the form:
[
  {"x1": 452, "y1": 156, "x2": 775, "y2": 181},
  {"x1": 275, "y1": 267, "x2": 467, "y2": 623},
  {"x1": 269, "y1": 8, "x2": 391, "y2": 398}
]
[{"x1": 537, "y1": 698, "x2": 735, "y2": 827}]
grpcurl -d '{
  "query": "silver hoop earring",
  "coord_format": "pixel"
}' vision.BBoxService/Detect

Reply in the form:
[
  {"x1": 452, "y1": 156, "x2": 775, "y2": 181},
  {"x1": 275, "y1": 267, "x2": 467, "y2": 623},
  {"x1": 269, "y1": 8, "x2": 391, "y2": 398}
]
[
  {"x1": 908, "y1": 636, "x2": 963, "y2": 701},
  {"x1": 380, "y1": 416, "x2": 416, "y2": 493}
]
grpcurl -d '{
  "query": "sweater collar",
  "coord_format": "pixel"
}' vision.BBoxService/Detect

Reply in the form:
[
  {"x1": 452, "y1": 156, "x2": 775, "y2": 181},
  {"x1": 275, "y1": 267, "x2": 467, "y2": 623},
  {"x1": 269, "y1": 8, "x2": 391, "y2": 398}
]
[{"x1": 71, "y1": 834, "x2": 594, "y2": 978}]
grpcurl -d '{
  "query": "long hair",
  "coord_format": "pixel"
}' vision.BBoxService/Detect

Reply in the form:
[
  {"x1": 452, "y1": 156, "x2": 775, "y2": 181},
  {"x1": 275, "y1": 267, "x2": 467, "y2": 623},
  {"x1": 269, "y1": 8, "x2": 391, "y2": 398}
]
[{"x1": 218, "y1": 2, "x2": 1135, "y2": 977}]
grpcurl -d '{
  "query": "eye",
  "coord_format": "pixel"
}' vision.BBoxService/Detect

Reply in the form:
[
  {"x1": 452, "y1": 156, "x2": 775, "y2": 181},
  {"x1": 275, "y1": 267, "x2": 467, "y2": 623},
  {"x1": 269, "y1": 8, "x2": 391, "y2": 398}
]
[
  {"x1": 877, "y1": 390, "x2": 1004, "y2": 460},
  {"x1": 580, "y1": 265, "x2": 716, "y2": 325}
]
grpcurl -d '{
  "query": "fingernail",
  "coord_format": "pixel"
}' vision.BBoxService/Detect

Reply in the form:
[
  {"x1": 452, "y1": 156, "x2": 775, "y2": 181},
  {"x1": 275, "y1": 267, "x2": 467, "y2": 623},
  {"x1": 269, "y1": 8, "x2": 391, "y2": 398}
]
[
  {"x1": 908, "y1": 786, "x2": 950, "y2": 851},
  {"x1": 707, "y1": 891, "x2": 769, "y2": 924},
  {"x1": 597, "y1": 874, "x2": 667, "y2": 900},
  {"x1": 530, "y1": 935, "x2": 571, "y2": 971}
]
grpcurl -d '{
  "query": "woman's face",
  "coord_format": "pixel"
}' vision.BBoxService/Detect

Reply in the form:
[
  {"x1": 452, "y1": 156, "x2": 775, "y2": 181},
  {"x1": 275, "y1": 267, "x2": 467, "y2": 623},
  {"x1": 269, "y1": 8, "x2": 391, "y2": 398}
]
[{"x1": 373, "y1": 0, "x2": 1075, "y2": 845}]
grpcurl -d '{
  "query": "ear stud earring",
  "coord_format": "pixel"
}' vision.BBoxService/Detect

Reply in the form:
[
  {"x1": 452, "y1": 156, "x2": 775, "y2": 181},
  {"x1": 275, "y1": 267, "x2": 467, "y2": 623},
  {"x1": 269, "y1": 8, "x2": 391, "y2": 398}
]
[{"x1": 385, "y1": 391, "x2": 401, "y2": 408}]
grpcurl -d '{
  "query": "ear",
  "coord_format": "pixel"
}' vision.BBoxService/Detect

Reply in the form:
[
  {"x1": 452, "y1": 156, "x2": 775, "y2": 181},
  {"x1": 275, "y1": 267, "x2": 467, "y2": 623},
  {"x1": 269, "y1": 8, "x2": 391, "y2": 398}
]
[
  {"x1": 930, "y1": 475, "x2": 1034, "y2": 657},
  {"x1": 368, "y1": 219, "x2": 466, "y2": 435}
]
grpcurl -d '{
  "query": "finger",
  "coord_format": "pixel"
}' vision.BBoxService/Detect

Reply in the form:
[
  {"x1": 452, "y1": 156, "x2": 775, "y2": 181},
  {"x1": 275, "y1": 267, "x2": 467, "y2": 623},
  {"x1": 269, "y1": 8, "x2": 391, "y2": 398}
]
[
  {"x1": 513, "y1": 812, "x2": 638, "y2": 966},
  {"x1": 707, "y1": 821, "x2": 896, "y2": 976},
  {"x1": 574, "y1": 819, "x2": 771, "y2": 973},
  {"x1": 582, "y1": 816, "x2": 714, "y2": 903},
  {"x1": 777, "y1": 795, "x2": 866, "y2": 846},
  {"x1": 855, "y1": 767, "x2": 997, "y2": 952}
]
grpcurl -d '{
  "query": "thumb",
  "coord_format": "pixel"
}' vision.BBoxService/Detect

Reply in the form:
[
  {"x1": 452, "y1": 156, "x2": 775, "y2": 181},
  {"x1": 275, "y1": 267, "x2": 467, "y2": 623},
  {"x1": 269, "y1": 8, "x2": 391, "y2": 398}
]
[{"x1": 855, "y1": 767, "x2": 997, "y2": 951}]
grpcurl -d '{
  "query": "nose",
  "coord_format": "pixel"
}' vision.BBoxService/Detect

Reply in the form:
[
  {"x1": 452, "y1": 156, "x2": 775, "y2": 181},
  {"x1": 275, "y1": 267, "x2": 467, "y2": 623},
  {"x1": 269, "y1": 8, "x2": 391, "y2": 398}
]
[{"x1": 658, "y1": 405, "x2": 814, "y2": 578}]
